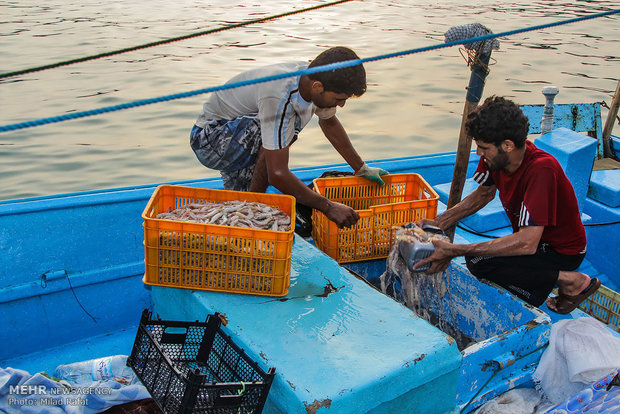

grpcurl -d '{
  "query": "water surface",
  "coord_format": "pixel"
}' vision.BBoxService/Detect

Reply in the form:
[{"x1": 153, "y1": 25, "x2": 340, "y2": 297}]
[{"x1": 1, "y1": 0, "x2": 618, "y2": 200}]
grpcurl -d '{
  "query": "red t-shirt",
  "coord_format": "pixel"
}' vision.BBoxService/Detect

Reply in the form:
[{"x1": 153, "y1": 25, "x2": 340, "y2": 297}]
[{"x1": 472, "y1": 140, "x2": 587, "y2": 255}]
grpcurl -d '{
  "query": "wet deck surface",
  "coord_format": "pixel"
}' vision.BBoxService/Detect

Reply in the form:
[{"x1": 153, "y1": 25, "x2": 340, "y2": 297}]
[{"x1": 151, "y1": 235, "x2": 463, "y2": 414}]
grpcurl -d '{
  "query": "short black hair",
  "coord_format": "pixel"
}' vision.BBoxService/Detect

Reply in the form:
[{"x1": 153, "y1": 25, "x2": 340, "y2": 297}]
[
  {"x1": 465, "y1": 96, "x2": 530, "y2": 148},
  {"x1": 308, "y1": 47, "x2": 366, "y2": 96}
]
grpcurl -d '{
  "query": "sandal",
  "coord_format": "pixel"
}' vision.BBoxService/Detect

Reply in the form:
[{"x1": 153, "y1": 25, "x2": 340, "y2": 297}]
[{"x1": 547, "y1": 278, "x2": 601, "y2": 314}]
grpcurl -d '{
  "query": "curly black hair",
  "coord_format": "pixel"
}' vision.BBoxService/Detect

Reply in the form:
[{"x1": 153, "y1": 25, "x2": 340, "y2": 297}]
[
  {"x1": 465, "y1": 96, "x2": 530, "y2": 148},
  {"x1": 308, "y1": 47, "x2": 366, "y2": 97}
]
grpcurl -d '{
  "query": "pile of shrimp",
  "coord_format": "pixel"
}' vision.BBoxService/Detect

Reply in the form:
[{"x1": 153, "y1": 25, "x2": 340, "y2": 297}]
[
  {"x1": 156, "y1": 200, "x2": 291, "y2": 232},
  {"x1": 393, "y1": 223, "x2": 448, "y2": 244}
]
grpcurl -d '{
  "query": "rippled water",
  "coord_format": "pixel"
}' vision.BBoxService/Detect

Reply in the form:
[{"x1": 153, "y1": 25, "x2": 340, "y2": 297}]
[{"x1": 1, "y1": 0, "x2": 619, "y2": 200}]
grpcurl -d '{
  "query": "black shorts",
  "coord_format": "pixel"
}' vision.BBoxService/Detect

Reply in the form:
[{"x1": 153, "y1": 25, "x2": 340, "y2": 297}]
[{"x1": 465, "y1": 243, "x2": 585, "y2": 307}]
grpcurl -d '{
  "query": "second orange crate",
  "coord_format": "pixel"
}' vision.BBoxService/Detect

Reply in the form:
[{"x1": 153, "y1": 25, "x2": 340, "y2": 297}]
[
  {"x1": 312, "y1": 173, "x2": 439, "y2": 263},
  {"x1": 142, "y1": 185, "x2": 295, "y2": 297}
]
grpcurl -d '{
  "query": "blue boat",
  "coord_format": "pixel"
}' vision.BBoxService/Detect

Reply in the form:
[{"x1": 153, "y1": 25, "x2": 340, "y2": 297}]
[{"x1": 1, "y1": 90, "x2": 619, "y2": 413}]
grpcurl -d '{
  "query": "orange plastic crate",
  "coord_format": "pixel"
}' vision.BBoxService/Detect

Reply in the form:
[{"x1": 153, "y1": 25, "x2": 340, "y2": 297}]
[
  {"x1": 312, "y1": 174, "x2": 439, "y2": 263},
  {"x1": 142, "y1": 185, "x2": 295, "y2": 296}
]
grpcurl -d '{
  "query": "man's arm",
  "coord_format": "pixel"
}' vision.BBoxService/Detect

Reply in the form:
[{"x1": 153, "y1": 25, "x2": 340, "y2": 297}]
[
  {"x1": 414, "y1": 225, "x2": 544, "y2": 273},
  {"x1": 319, "y1": 115, "x2": 388, "y2": 184},
  {"x1": 423, "y1": 184, "x2": 497, "y2": 230},
  {"x1": 318, "y1": 116, "x2": 364, "y2": 172},
  {"x1": 263, "y1": 146, "x2": 359, "y2": 228}
]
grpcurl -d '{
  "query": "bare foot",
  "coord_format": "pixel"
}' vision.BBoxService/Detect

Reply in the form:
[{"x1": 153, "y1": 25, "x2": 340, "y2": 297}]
[
  {"x1": 557, "y1": 271, "x2": 590, "y2": 296},
  {"x1": 546, "y1": 271, "x2": 590, "y2": 312},
  {"x1": 546, "y1": 296, "x2": 561, "y2": 312}
]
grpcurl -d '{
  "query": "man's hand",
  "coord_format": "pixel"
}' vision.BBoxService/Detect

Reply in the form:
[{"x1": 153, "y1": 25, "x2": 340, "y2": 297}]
[
  {"x1": 355, "y1": 163, "x2": 389, "y2": 185},
  {"x1": 412, "y1": 238, "x2": 454, "y2": 274},
  {"x1": 325, "y1": 200, "x2": 360, "y2": 228},
  {"x1": 415, "y1": 217, "x2": 442, "y2": 230}
]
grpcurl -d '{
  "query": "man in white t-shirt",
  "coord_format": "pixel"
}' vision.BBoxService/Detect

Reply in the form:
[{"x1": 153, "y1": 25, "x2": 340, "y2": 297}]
[{"x1": 190, "y1": 47, "x2": 387, "y2": 228}]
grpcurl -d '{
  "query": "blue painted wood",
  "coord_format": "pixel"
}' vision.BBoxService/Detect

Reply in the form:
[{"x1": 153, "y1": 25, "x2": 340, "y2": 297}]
[
  {"x1": 589, "y1": 169, "x2": 620, "y2": 207},
  {"x1": 1, "y1": 325, "x2": 140, "y2": 376},
  {"x1": 582, "y1": 197, "x2": 620, "y2": 291},
  {"x1": 151, "y1": 236, "x2": 463, "y2": 414},
  {"x1": 350, "y1": 259, "x2": 551, "y2": 412},
  {"x1": 434, "y1": 179, "x2": 511, "y2": 232},
  {"x1": 0, "y1": 136, "x2": 618, "y2": 413},
  {"x1": 521, "y1": 103, "x2": 603, "y2": 157},
  {"x1": 535, "y1": 127, "x2": 598, "y2": 211},
  {"x1": 520, "y1": 103, "x2": 601, "y2": 135},
  {"x1": 0, "y1": 153, "x2": 475, "y2": 298},
  {"x1": 0, "y1": 267, "x2": 150, "y2": 364}
]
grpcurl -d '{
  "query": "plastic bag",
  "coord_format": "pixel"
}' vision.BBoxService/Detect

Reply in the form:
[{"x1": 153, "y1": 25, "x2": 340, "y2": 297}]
[
  {"x1": 474, "y1": 388, "x2": 543, "y2": 414},
  {"x1": 533, "y1": 317, "x2": 620, "y2": 404}
]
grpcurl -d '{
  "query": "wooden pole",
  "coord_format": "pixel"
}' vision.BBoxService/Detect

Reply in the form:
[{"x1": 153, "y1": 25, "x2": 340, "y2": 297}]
[
  {"x1": 602, "y1": 80, "x2": 620, "y2": 159},
  {"x1": 445, "y1": 51, "x2": 492, "y2": 241}
]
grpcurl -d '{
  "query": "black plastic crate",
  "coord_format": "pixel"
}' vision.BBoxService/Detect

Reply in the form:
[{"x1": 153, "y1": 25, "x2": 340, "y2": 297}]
[{"x1": 128, "y1": 309, "x2": 276, "y2": 414}]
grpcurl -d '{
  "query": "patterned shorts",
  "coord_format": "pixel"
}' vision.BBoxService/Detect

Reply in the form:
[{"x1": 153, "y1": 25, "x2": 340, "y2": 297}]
[{"x1": 190, "y1": 115, "x2": 262, "y2": 191}]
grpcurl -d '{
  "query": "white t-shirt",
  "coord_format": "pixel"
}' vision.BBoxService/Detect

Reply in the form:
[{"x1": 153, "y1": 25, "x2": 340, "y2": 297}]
[{"x1": 195, "y1": 62, "x2": 337, "y2": 150}]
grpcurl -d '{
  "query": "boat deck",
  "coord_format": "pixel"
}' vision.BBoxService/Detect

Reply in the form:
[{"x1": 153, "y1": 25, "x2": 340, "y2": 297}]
[{"x1": 3, "y1": 326, "x2": 139, "y2": 376}]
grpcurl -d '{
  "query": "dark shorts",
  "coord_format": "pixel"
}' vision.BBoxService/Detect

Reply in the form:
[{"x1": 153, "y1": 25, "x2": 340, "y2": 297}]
[
  {"x1": 465, "y1": 243, "x2": 585, "y2": 307},
  {"x1": 190, "y1": 115, "x2": 262, "y2": 191}
]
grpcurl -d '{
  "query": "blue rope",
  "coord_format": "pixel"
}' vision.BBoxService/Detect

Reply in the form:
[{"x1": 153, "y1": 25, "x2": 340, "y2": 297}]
[{"x1": 1, "y1": 8, "x2": 618, "y2": 134}]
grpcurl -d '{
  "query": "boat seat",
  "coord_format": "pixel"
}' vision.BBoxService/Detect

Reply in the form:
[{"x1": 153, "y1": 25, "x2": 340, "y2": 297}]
[
  {"x1": 535, "y1": 127, "x2": 598, "y2": 210},
  {"x1": 434, "y1": 179, "x2": 510, "y2": 232},
  {"x1": 588, "y1": 163, "x2": 620, "y2": 208}
]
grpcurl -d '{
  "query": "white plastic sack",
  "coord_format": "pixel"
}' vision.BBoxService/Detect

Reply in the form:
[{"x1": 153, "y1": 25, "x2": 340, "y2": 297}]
[
  {"x1": 0, "y1": 366, "x2": 151, "y2": 413},
  {"x1": 474, "y1": 388, "x2": 543, "y2": 414},
  {"x1": 533, "y1": 317, "x2": 620, "y2": 404}
]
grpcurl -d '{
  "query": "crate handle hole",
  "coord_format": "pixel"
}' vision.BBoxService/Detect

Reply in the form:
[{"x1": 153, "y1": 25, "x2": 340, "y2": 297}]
[
  {"x1": 161, "y1": 327, "x2": 189, "y2": 344},
  {"x1": 164, "y1": 327, "x2": 188, "y2": 335}
]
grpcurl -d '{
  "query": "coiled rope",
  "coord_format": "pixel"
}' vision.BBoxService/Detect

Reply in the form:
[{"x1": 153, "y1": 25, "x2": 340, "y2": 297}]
[
  {"x1": 0, "y1": 8, "x2": 618, "y2": 134},
  {"x1": 0, "y1": 0, "x2": 355, "y2": 80}
]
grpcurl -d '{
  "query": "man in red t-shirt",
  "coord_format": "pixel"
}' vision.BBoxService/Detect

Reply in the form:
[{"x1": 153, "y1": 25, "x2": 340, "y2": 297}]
[{"x1": 415, "y1": 96, "x2": 600, "y2": 313}]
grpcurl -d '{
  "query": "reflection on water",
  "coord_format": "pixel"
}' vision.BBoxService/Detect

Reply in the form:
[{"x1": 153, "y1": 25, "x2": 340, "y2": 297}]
[{"x1": 0, "y1": 0, "x2": 618, "y2": 200}]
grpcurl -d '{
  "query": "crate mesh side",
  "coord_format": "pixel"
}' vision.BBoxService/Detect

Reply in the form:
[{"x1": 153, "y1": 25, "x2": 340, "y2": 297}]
[
  {"x1": 130, "y1": 317, "x2": 274, "y2": 414},
  {"x1": 143, "y1": 185, "x2": 293, "y2": 296},
  {"x1": 312, "y1": 175, "x2": 438, "y2": 262},
  {"x1": 579, "y1": 286, "x2": 620, "y2": 332},
  {"x1": 153, "y1": 232, "x2": 285, "y2": 294},
  {"x1": 130, "y1": 326, "x2": 190, "y2": 414}
]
